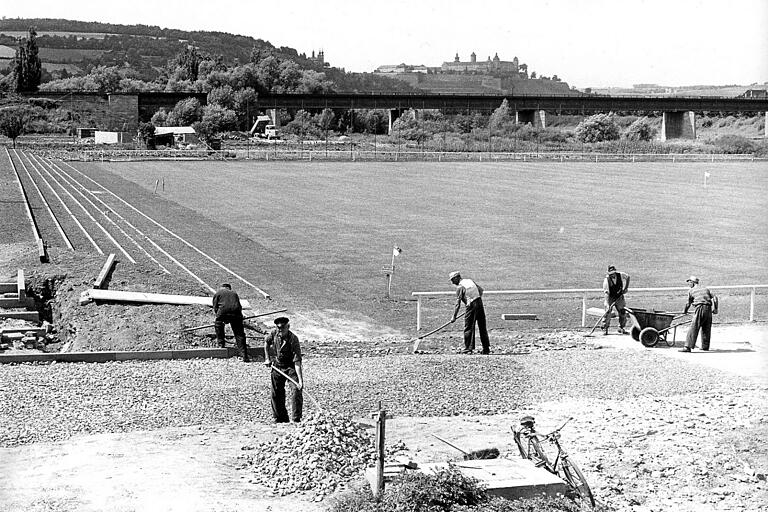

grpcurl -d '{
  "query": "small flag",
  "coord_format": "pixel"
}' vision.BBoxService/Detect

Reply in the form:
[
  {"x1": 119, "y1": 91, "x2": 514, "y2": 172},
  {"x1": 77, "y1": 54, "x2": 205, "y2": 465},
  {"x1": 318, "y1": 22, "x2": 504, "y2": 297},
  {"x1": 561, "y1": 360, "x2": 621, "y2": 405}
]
[{"x1": 393, "y1": 246, "x2": 402, "y2": 257}]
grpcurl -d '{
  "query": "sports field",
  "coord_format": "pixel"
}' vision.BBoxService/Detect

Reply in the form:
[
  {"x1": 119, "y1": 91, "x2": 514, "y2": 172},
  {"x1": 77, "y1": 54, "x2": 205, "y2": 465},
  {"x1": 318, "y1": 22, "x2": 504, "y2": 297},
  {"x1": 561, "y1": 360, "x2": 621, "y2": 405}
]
[{"x1": 94, "y1": 160, "x2": 768, "y2": 294}]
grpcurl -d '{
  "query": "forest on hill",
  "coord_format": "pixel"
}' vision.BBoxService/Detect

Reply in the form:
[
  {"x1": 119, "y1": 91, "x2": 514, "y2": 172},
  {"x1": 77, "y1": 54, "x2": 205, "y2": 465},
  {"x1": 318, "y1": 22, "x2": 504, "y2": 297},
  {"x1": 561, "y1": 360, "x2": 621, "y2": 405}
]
[{"x1": 0, "y1": 18, "x2": 417, "y2": 93}]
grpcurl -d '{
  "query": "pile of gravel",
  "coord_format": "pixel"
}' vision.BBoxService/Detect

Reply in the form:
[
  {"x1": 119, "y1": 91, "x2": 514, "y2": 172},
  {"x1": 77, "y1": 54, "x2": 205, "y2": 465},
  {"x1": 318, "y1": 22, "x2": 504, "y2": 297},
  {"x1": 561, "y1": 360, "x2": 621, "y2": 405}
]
[{"x1": 238, "y1": 412, "x2": 378, "y2": 501}]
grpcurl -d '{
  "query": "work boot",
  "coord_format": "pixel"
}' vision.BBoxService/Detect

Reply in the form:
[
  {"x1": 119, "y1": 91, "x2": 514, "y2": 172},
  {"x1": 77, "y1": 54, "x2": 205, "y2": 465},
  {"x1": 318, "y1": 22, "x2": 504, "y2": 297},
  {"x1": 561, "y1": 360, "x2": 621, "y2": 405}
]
[
  {"x1": 618, "y1": 328, "x2": 627, "y2": 335},
  {"x1": 678, "y1": 347, "x2": 691, "y2": 352}
]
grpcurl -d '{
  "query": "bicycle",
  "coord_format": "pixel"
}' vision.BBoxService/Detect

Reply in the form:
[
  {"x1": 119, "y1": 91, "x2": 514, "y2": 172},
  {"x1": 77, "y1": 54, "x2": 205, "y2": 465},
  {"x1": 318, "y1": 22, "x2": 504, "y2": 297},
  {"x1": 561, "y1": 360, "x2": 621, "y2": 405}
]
[{"x1": 512, "y1": 415, "x2": 595, "y2": 507}]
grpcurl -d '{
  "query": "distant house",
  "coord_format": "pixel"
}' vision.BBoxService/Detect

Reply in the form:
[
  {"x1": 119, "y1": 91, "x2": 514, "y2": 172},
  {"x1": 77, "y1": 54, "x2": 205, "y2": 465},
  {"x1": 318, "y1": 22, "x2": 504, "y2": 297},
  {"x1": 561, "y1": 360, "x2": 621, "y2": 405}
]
[
  {"x1": 741, "y1": 89, "x2": 768, "y2": 99},
  {"x1": 154, "y1": 126, "x2": 198, "y2": 144}
]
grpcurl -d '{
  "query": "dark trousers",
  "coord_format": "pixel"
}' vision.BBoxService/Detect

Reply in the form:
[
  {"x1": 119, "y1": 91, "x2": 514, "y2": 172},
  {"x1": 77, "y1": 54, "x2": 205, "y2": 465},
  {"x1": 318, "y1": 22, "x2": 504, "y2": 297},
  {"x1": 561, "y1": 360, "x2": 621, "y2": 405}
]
[
  {"x1": 686, "y1": 305, "x2": 712, "y2": 350},
  {"x1": 271, "y1": 366, "x2": 303, "y2": 423},
  {"x1": 215, "y1": 314, "x2": 249, "y2": 361},
  {"x1": 464, "y1": 298, "x2": 490, "y2": 352}
]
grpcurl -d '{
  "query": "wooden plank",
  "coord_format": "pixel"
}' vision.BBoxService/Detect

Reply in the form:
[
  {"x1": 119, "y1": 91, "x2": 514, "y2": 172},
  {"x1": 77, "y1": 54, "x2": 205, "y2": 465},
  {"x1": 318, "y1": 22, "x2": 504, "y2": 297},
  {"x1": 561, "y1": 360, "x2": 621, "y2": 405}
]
[
  {"x1": 1, "y1": 327, "x2": 45, "y2": 336},
  {"x1": 0, "y1": 298, "x2": 35, "y2": 309},
  {"x1": 0, "y1": 283, "x2": 16, "y2": 293},
  {"x1": 17, "y1": 268, "x2": 25, "y2": 301},
  {"x1": 79, "y1": 289, "x2": 252, "y2": 309},
  {"x1": 93, "y1": 254, "x2": 117, "y2": 289},
  {"x1": 37, "y1": 238, "x2": 48, "y2": 263},
  {"x1": 501, "y1": 314, "x2": 538, "y2": 321}
]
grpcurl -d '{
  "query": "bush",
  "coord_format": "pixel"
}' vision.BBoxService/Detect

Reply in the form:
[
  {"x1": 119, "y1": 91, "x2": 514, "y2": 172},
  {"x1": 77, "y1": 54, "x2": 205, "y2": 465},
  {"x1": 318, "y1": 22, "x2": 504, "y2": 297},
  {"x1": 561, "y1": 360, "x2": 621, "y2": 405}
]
[
  {"x1": 712, "y1": 134, "x2": 757, "y2": 154},
  {"x1": 624, "y1": 117, "x2": 658, "y2": 142},
  {"x1": 575, "y1": 113, "x2": 620, "y2": 143},
  {"x1": 328, "y1": 465, "x2": 488, "y2": 512}
]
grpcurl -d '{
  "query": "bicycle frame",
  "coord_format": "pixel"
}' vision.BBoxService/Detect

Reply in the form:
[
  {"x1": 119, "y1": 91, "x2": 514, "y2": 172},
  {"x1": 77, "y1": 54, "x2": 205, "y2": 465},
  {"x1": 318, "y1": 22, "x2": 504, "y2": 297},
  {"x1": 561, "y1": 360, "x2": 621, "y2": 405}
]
[{"x1": 512, "y1": 417, "x2": 595, "y2": 508}]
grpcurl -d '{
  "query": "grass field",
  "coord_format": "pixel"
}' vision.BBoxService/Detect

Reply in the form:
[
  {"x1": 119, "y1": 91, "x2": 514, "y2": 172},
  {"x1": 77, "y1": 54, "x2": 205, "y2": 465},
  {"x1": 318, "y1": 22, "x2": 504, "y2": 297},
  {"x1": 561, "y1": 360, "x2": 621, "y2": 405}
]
[{"x1": 93, "y1": 160, "x2": 768, "y2": 296}]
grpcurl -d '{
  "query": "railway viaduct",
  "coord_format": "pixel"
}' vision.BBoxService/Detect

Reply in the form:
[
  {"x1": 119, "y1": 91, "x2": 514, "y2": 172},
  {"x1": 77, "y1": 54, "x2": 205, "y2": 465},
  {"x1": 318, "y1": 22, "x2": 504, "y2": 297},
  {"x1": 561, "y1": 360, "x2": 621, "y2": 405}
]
[
  {"x1": 253, "y1": 92, "x2": 768, "y2": 140},
  {"x1": 26, "y1": 91, "x2": 768, "y2": 140}
]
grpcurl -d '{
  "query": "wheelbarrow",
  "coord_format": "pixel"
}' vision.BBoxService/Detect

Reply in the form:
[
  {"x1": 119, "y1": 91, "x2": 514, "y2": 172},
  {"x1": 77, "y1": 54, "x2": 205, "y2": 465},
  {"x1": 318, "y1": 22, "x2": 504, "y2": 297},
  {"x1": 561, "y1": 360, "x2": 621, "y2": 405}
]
[{"x1": 625, "y1": 307, "x2": 692, "y2": 347}]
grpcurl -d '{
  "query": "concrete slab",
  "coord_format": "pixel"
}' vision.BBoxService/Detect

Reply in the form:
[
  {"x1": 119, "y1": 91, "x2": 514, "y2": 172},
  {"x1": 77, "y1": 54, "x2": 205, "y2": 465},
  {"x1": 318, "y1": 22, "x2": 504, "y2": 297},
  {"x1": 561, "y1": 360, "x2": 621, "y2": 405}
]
[
  {"x1": 366, "y1": 458, "x2": 568, "y2": 501},
  {"x1": 114, "y1": 351, "x2": 175, "y2": 361}
]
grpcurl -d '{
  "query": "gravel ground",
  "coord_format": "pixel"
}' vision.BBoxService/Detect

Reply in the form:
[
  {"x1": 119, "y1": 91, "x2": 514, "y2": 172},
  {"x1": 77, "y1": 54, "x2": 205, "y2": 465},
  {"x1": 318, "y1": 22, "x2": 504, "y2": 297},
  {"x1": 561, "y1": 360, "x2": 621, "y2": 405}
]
[{"x1": 0, "y1": 349, "x2": 757, "y2": 448}]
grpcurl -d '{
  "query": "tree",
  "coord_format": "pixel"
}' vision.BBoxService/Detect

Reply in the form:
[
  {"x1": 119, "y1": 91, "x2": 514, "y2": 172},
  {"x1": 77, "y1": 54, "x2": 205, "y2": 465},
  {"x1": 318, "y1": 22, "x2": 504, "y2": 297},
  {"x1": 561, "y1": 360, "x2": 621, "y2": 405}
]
[
  {"x1": 316, "y1": 108, "x2": 336, "y2": 135},
  {"x1": 576, "y1": 113, "x2": 621, "y2": 143},
  {"x1": 0, "y1": 105, "x2": 35, "y2": 147},
  {"x1": 200, "y1": 104, "x2": 238, "y2": 133},
  {"x1": 624, "y1": 116, "x2": 657, "y2": 142},
  {"x1": 136, "y1": 122, "x2": 156, "y2": 149},
  {"x1": 171, "y1": 46, "x2": 204, "y2": 82},
  {"x1": 167, "y1": 98, "x2": 203, "y2": 126},
  {"x1": 12, "y1": 28, "x2": 42, "y2": 92},
  {"x1": 489, "y1": 99, "x2": 512, "y2": 131}
]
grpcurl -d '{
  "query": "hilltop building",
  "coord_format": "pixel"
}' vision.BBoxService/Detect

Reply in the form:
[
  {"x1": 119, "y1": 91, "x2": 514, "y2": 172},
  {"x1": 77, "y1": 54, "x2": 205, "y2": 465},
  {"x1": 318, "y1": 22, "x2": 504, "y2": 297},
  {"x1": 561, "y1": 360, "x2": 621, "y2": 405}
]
[
  {"x1": 309, "y1": 49, "x2": 329, "y2": 68},
  {"x1": 441, "y1": 52, "x2": 520, "y2": 75}
]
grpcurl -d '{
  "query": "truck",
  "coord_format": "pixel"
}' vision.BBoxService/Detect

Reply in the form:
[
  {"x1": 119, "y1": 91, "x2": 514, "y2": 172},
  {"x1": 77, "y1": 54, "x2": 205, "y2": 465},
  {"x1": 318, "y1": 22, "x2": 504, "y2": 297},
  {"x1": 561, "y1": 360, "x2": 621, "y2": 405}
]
[{"x1": 249, "y1": 116, "x2": 280, "y2": 139}]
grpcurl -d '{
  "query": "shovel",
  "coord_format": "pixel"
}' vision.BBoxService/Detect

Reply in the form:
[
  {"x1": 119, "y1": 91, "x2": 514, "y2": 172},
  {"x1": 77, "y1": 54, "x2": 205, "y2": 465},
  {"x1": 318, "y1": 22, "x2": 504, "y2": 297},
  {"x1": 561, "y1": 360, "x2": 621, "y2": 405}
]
[
  {"x1": 584, "y1": 299, "x2": 618, "y2": 337},
  {"x1": 181, "y1": 308, "x2": 288, "y2": 333},
  {"x1": 411, "y1": 311, "x2": 466, "y2": 353},
  {"x1": 431, "y1": 433, "x2": 499, "y2": 460}
]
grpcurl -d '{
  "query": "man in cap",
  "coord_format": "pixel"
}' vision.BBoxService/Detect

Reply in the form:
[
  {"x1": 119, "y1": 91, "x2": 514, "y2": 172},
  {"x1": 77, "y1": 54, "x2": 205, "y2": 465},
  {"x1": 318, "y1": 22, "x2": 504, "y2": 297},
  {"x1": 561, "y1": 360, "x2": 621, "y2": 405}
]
[
  {"x1": 212, "y1": 283, "x2": 249, "y2": 362},
  {"x1": 602, "y1": 265, "x2": 630, "y2": 335},
  {"x1": 264, "y1": 317, "x2": 303, "y2": 422},
  {"x1": 450, "y1": 271, "x2": 490, "y2": 354},
  {"x1": 680, "y1": 276, "x2": 718, "y2": 352}
]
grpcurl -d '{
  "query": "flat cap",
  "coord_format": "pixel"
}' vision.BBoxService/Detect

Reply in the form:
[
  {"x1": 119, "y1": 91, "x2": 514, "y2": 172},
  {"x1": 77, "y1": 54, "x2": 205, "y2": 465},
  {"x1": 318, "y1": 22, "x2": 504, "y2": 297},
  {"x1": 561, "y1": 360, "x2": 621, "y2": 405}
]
[
  {"x1": 448, "y1": 271, "x2": 461, "y2": 280},
  {"x1": 686, "y1": 276, "x2": 699, "y2": 284},
  {"x1": 607, "y1": 265, "x2": 616, "y2": 273},
  {"x1": 274, "y1": 316, "x2": 290, "y2": 326}
]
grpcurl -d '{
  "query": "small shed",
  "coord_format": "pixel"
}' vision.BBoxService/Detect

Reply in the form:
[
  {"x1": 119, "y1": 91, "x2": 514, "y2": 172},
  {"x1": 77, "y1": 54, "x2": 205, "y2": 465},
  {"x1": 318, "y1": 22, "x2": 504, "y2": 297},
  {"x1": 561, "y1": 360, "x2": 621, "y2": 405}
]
[
  {"x1": 94, "y1": 131, "x2": 133, "y2": 144},
  {"x1": 154, "y1": 126, "x2": 198, "y2": 144}
]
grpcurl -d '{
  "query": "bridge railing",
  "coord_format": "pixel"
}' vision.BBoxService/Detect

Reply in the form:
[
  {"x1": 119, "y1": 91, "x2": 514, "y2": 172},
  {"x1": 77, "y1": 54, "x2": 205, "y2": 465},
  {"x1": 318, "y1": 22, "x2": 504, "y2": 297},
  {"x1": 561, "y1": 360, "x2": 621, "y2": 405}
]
[{"x1": 411, "y1": 284, "x2": 768, "y2": 331}]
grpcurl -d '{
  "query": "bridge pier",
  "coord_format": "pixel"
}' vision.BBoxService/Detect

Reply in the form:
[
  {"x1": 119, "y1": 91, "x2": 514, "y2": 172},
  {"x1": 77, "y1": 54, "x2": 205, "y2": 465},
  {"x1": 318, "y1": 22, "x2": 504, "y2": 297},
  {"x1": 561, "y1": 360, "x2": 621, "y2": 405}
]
[
  {"x1": 267, "y1": 109, "x2": 281, "y2": 127},
  {"x1": 515, "y1": 109, "x2": 546, "y2": 128},
  {"x1": 661, "y1": 111, "x2": 696, "y2": 141},
  {"x1": 388, "y1": 109, "x2": 403, "y2": 135}
]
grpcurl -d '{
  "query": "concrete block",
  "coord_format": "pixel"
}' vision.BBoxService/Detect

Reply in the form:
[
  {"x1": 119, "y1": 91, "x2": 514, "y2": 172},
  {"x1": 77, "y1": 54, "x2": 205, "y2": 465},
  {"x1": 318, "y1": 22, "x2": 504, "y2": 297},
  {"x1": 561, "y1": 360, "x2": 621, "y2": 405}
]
[
  {"x1": 115, "y1": 351, "x2": 174, "y2": 361},
  {"x1": 171, "y1": 348, "x2": 227, "y2": 360},
  {"x1": 0, "y1": 353, "x2": 52, "y2": 363},
  {"x1": 55, "y1": 352, "x2": 116, "y2": 363},
  {"x1": 0, "y1": 312, "x2": 39, "y2": 321}
]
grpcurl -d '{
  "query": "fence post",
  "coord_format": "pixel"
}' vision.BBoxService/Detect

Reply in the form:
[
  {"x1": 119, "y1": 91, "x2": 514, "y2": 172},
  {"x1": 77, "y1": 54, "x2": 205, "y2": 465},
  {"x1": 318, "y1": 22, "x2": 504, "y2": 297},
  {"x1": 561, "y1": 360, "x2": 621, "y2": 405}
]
[
  {"x1": 581, "y1": 293, "x2": 587, "y2": 327},
  {"x1": 416, "y1": 296, "x2": 422, "y2": 331},
  {"x1": 750, "y1": 287, "x2": 756, "y2": 321}
]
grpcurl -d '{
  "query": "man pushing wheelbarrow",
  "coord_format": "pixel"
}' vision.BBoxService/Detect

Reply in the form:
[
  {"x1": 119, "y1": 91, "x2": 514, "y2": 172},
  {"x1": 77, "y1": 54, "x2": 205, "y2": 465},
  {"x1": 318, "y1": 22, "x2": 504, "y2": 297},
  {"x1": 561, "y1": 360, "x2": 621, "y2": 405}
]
[{"x1": 602, "y1": 265, "x2": 630, "y2": 335}]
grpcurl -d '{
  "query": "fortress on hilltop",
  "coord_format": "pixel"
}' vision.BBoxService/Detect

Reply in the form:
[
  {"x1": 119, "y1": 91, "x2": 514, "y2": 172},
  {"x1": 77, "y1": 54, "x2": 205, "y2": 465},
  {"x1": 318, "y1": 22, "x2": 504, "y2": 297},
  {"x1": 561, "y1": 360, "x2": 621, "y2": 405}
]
[
  {"x1": 374, "y1": 51, "x2": 577, "y2": 95},
  {"x1": 441, "y1": 52, "x2": 521, "y2": 75}
]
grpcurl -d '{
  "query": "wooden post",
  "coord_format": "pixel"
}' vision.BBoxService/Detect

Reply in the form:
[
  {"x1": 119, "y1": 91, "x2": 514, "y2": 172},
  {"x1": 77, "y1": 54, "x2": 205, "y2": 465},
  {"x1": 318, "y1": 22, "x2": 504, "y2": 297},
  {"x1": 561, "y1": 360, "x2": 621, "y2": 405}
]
[
  {"x1": 581, "y1": 293, "x2": 587, "y2": 327},
  {"x1": 416, "y1": 296, "x2": 422, "y2": 331},
  {"x1": 750, "y1": 287, "x2": 756, "y2": 322},
  {"x1": 374, "y1": 408, "x2": 387, "y2": 497}
]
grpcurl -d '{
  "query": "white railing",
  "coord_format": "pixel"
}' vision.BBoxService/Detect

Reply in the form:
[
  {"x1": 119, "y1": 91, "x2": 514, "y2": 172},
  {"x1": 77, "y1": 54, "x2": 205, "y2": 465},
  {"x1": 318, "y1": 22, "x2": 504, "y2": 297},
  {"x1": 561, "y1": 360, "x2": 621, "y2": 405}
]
[{"x1": 411, "y1": 284, "x2": 768, "y2": 330}]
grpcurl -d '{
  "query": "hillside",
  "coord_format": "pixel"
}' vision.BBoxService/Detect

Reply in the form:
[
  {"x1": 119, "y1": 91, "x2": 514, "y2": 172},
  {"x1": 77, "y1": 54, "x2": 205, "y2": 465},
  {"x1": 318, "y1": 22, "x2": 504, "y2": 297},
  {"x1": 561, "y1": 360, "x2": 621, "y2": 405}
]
[{"x1": 0, "y1": 18, "x2": 416, "y2": 93}]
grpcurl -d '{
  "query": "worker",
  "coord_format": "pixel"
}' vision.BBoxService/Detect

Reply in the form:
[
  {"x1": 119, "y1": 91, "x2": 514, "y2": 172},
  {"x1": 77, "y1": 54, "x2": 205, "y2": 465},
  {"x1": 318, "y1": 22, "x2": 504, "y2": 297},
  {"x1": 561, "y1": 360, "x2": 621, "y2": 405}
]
[
  {"x1": 602, "y1": 265, "x2": 630, "y2": 335},
  {"x1": 212, "y1": 283, "x2": 249, "y2": 362},
  {"x1": 264, "y1": 317, "x2": 304, "y2": 423},
  {"x1": 449, "y1": 271, "x2": 490, "y2": 354},
  {"x1": 680, "y1": 276, "x2": 718, "y2": 352}
]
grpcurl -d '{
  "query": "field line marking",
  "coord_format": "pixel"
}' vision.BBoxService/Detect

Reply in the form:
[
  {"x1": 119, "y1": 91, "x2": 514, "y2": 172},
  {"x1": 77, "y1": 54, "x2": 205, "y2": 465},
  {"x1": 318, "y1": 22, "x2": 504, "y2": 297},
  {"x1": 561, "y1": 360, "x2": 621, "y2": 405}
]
[
  {"x1": 37, "y1": 156, "x2": 173, "y2": 275},
  {"x1": 33, "y1": 155, "x2": 182, "y2": 274},
  {"x1": 15, "y1": 150, "x2": 102, "y2": 254},
  {"x1": 3, "y1": 148, "x2": 40, "y2": 244},
  {"x1": 25, "y1": 152, "x2": 135, "y2": 263},
  {"x1": 22, "y1": 151, "x2": 132, "y2": 261},
  {"x1": 58, "y1": 160, "x2": 271, "y2": 300},
  {"x1": 10, "y1": 149, "x2": 74, "y2": 250}
]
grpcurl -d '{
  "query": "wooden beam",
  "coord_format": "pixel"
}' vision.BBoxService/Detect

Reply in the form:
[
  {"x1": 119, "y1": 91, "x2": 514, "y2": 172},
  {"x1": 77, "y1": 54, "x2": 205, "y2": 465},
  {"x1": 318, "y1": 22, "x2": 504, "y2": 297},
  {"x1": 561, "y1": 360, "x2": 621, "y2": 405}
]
[
  {"x1": 587, "y1": 307, "x2": 616, "y2": 317},
  {"x1": 94, "y1": 254, "x2": 117, "y2": 289},
  {"x1": 501, "y1": 314, "x2": 538, "y2": 321},
  {"x1": 79, "y1": 289, "x2": 252, "y2": 309},
  {"x1": 37, "y1": 238, "x2": 48, "y2": 263}
]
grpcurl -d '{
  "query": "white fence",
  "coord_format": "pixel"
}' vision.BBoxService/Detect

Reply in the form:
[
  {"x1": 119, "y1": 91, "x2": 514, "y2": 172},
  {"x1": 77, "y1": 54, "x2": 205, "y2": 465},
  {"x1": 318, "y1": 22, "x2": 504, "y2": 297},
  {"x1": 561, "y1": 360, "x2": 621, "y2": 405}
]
[
  {"x1": 59, "y1": 149, "x2": 767, "y2": 163},
  {"x1": 411, "y1": 284, "x2": 768, "y2": 330}
]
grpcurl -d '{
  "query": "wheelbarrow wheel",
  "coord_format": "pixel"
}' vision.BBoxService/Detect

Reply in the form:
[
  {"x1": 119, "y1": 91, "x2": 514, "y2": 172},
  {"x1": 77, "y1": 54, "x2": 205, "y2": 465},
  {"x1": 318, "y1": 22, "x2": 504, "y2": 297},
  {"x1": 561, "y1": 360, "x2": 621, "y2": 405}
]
[
  {"x1": 630, "y1": 325, "x2": 641, "y2": 342},
  {"x1": 639, "y1": 327, "x2": 659, "y2": 347}
]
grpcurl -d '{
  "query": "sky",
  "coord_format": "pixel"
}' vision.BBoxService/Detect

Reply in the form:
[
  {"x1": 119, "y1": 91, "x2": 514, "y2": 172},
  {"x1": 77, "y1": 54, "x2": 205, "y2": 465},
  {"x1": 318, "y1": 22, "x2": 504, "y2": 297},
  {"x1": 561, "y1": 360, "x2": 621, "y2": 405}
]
[{"x1": 4, "y1": 0, "x2": 767, "y2": 88}]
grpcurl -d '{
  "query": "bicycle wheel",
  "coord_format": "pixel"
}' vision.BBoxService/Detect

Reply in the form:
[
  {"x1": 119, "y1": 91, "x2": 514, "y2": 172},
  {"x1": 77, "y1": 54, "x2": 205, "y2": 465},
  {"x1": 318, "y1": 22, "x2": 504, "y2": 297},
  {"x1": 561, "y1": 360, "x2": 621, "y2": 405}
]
[{"x1": 559, "y1": 456, "x2": 595, "y2": 507}]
